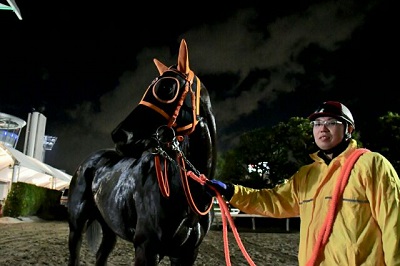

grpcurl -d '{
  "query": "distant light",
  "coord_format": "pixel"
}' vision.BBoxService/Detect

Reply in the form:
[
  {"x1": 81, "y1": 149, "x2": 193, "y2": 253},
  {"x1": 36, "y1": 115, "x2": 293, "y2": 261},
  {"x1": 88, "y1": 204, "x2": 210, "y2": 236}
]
[{"x1": 44, "y1": 135, "x2": 58, "y2": 151}]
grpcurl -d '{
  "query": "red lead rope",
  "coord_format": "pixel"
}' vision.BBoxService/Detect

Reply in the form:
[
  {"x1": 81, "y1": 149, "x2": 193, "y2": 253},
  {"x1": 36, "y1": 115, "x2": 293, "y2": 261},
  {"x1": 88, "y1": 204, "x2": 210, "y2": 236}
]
[
  {"x1": 187, "y1": 171, "x2": 256, "y2": 266},
  {"x1": 155, "y1": 155, "x2": 256, "y2": 265}
]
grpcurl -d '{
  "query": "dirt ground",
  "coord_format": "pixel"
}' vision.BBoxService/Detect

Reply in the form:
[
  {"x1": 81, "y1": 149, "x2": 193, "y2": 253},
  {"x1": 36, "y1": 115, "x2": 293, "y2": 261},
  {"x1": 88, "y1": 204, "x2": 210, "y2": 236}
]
[{"x1": 0, "y1": 217, "x2": 300, "y2": 265}]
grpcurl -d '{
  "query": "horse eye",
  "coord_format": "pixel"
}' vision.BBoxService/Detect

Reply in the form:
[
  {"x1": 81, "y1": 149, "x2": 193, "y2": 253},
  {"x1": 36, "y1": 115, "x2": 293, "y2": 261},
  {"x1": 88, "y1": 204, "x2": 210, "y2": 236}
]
[{"x1": 153, "y1": 78, "x2": 179, "y2": 101}]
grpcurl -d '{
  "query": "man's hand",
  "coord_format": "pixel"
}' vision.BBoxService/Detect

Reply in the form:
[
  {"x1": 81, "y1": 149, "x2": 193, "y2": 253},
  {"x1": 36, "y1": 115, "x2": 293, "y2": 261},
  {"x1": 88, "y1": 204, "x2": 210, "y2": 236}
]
[{"x1": 205, "y1": 179, "x2": 234, "y2": 201}]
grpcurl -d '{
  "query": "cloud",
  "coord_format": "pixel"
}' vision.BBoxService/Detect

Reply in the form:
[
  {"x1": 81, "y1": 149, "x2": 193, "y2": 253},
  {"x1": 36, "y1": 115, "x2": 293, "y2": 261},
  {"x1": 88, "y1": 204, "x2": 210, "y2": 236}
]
[
  {"x1": 47, "y1": 1, "x2": 378, "y2": 173},
  {"x1": 180, "y1": 1, "x2": 368, "y2": 147}
]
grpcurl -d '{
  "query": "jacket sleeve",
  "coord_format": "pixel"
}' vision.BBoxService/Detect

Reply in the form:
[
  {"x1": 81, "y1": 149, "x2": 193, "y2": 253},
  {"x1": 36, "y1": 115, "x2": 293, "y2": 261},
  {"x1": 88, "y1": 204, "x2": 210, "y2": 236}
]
[
  {"x1": 366, "y1": 153, "x2": 400, "y2": 265},
  {"x1": 229, "y1": 169, "x2": 304, "y2": 218}
]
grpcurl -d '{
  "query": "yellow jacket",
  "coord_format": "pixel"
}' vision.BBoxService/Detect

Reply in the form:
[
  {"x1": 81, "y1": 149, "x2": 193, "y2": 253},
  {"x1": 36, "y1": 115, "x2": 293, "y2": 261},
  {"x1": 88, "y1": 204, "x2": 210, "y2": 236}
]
[{"x1": 230, "y1": 139, "x2": 400, "y2": 265}]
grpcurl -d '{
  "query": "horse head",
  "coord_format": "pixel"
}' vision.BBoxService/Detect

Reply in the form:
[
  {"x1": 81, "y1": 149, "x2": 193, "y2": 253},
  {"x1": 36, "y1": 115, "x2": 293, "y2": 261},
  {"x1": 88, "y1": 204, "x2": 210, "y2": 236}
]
[{"x1": 111, "y1": 39, "x2": 217, "y2": 178}]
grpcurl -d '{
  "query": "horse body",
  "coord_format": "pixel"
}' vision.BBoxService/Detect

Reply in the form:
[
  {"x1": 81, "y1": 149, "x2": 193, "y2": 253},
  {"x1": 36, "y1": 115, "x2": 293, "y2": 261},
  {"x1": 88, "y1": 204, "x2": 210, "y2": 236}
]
[{"x1": 67, "y1": 39, "x2": 216, "y2": 266}]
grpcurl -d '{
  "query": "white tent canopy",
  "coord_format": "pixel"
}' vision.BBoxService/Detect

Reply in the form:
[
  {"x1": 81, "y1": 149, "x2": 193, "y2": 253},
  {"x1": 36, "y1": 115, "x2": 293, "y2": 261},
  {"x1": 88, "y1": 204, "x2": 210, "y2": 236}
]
[{"x1": 0, "y1": 143, "x2": 71, "y2": 191}]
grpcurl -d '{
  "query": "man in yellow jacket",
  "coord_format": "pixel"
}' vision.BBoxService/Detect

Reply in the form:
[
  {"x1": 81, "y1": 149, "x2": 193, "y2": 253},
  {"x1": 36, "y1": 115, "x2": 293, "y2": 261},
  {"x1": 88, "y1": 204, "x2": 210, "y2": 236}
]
[{"x1": 207, "y1": 101, "x2": 400, "y2": 265}]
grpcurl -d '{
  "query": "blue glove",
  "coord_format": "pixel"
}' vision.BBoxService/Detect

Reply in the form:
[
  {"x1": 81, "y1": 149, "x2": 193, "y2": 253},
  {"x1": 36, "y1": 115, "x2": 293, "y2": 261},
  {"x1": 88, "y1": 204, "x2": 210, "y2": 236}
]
[{"x1": 206, "y1": 179, "x2": 234, "y2": 201}]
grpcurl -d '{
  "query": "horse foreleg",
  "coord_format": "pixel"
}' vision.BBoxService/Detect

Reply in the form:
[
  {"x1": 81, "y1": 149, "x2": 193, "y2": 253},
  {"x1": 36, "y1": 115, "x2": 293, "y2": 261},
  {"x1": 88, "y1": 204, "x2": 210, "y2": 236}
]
[
  {"x1": 169, "y1": 223, "x2": 203, "y2": 266},
  {"x1": 168, "y1": 247, "x2": 199, "y2": 266},
  {"x1": 95, "y1": 223, "x2": 117, "y2": 266},
  {"x1": 133, "y1": 232, "x2": 160, "y2": 266}
]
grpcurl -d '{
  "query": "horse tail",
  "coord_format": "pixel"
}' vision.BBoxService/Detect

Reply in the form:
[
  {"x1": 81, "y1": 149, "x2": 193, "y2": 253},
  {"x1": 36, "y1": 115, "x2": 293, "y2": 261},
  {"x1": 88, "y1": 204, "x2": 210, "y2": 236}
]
[{"x1": 85, "y1": 220, "x2": 102, "y2": 254}]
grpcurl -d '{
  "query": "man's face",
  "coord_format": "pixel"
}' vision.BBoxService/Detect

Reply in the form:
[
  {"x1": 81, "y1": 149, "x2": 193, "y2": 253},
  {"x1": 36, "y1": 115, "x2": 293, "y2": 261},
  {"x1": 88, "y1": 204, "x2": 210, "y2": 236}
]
[{"x1": 311, "y1": 116, "x2": 345, "y2": 151}]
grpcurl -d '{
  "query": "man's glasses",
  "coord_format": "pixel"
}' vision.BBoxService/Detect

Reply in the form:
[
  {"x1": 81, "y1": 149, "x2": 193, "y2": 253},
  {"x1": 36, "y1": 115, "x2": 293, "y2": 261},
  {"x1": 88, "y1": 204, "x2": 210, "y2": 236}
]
[{"x1": 310, "y1": 120, "x2": 343, "y2": 128}]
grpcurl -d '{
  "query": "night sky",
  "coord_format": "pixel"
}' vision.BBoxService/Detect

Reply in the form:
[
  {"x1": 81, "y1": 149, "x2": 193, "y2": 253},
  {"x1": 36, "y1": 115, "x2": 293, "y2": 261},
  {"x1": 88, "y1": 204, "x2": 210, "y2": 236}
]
[{"x1": 0, "y1": 0, "x2": 397, "y2": 174}]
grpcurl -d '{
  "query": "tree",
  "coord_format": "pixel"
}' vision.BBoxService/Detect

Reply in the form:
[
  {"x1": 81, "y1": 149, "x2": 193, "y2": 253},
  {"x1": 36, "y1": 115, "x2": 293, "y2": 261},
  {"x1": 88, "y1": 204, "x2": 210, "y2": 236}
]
[
  {"x1": 365, "y1": 112, "x2": 400, "y2": 171},
  {"x1": 216, "y1": 149, "x2": 249, "y2": 183},
  {"x1": 265, "y1": 117, "x2": 316, "y2": 184},
  {"x1": 219, "y1": 117, "x2": 315, "y2": 188}
]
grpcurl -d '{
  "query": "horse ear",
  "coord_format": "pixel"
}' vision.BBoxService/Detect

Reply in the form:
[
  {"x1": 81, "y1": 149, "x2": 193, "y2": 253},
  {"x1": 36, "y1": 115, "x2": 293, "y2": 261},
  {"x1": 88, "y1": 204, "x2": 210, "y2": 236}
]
[
  {"x1": 177, "y1": 39, "x2": 191, "y2": 75},
  {"x1": 153, "y1": 58, "x2": 168, "y2": 75}
]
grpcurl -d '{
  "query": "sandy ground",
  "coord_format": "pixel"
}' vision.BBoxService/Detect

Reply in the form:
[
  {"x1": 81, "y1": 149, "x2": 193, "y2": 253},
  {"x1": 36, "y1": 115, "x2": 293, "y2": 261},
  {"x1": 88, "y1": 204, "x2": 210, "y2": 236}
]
[{"x1": 0, "y1": 216, "x2": 300, "y2": 265}]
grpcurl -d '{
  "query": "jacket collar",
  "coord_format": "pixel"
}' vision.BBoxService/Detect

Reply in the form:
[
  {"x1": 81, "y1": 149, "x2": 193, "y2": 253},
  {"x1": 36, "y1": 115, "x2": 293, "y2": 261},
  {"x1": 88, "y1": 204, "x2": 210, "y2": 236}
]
[{"x1": 311, "y1": 139, "x2": 357, "y2": 165}]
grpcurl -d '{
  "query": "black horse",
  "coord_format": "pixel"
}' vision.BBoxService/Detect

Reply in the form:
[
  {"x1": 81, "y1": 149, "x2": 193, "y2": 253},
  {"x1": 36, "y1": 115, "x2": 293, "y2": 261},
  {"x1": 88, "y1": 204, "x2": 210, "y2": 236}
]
[{"x1": 67, "y1": 39, "x2": 217, "y2": 266}]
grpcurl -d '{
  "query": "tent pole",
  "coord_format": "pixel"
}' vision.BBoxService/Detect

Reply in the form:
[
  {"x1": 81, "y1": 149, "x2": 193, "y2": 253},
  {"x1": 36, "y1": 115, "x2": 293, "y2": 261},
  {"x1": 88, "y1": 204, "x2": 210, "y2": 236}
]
[{"x1": 11, "y1": 163, "x2": 19, "y2": 183}]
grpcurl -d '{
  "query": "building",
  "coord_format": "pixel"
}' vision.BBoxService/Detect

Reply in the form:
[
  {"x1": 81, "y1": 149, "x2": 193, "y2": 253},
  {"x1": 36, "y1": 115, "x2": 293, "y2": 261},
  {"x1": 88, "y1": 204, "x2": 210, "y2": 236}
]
[
  {"x1": 0, "y1": 112, "x2": 26, "y2": 149},
  {"x1": 0, "y1": 111, "x2": 71, "y2": 202}
]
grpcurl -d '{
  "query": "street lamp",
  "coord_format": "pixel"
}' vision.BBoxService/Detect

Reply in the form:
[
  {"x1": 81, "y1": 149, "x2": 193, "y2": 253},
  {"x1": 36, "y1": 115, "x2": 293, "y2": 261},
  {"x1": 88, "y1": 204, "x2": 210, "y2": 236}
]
[{"x1": 0, "y1": 0, "x2": 22, "y2": 20}]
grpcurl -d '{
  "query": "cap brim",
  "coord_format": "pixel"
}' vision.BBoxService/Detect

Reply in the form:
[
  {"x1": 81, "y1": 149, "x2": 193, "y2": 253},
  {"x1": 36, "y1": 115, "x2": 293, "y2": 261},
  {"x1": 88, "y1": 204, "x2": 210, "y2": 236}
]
[{"x1": 308, "y1": 112, "x2": 341, "y2": 120}]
